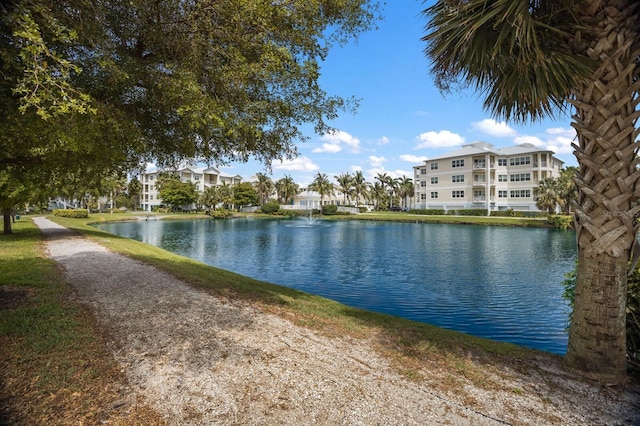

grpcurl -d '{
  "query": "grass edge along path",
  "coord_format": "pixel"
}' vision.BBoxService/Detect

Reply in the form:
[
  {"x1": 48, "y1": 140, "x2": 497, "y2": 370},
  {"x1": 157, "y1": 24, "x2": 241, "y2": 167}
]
[{"x1": 0, "y1": 219, "x2": 165, "y2": 425}]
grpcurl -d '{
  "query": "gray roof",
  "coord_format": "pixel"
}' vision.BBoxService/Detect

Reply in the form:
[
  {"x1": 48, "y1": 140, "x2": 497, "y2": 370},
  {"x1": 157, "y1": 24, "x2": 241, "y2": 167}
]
[{"x1": 426, "y1": 142, "x2": 562, "y2": 163}]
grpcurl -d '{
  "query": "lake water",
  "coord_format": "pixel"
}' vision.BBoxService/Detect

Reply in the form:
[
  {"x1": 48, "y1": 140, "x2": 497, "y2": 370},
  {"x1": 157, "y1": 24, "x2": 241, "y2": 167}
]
[{"x1": 96, "y1": 218, "x2": 577, "y2": 354}]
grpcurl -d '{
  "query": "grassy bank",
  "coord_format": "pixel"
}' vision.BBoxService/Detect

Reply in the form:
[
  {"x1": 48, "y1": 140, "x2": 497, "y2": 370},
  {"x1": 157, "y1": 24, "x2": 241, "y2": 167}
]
[
  {"x1": 0, "y1": 219, "x2": 163, "y2": 424},
  {"x1": 2, "y1": 213, "x2": 564, "y2": 423}
]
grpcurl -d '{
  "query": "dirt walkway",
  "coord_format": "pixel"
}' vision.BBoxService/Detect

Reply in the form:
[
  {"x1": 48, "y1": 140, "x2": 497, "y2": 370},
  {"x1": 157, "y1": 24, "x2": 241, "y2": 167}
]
[{"x1": 34, "y1": 217, "x2": 640, "y2": 425}]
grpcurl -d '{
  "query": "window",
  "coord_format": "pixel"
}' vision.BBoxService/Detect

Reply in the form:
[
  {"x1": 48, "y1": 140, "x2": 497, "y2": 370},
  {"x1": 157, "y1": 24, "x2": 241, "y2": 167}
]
[
  {"x1": 194, "y1": 175, "x2": 201, "y2": 181},
  {"x1": 452, "y1": 190, "x2": 465, "y2": 198},
  {"x1": 498, "y1": 158, "x2": 507, "y2": 167},
  {"x1": 431, "y1": 177, "x2": 438, "y2": 184},
  {"x1": 451, "y1": 175, "x2": 464, "y2": 183},
  {"x1": 431, "y1": 192, "x2": 438, "y2": 199},
  {"x1": 420, "y1": 181, "x2": 426, "y2": 187},
  {"x1": 150, "y1": 195, "x2": 154, "y2": 200},
  {"x1": 474, "y1": 174, "x2": 485, "y2": 183},
  {"x1": 473, "y1": 159, "x2": 486, "y2": 168},
  {"x1": 196, "y1": 185, "x2": 200, "y2": 191},
  {"x1": 498, "y1": 174, "x2": 508, "y2": 182},
  {"x1": 498, "y1": 190, "x2": 508, "y2": 198},
  {"x1": 150, "y1": 185, "x2": 154, "y2": 191},
  {"x1": 420, "y1": 193, "x2": 427, "y2": 200},
  {"x1": 149, "y1": 175, "x2": 154, "y2": 180},
  {"x1": 420, "y1": 168, "x2": 427, "y2": 174},
  {"x1": 510, "y1": 173, "x2": 531, "y2": 182},
  {"x1": 430, "y1": 163, "x2": 438, "y2": 170},
  {"x1": 452, "y1": 159, "x2": 464, "y2": 168},
  {"x1": 510, "y1": 190, "x2": 531, "y2": 198},
  {"x1": 510, "y1": 156, "x2": 531, "y2": 166}
]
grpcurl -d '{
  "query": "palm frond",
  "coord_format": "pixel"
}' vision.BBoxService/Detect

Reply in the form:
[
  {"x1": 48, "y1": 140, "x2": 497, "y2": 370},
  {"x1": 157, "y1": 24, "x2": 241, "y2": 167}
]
[{"x1": 423, "y1": 0, "x2": 595, "y2": 123}]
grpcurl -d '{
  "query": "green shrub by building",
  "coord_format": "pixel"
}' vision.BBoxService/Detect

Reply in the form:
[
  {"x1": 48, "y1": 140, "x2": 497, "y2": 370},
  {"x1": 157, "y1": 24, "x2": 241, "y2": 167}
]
[
  {"x1": 321, "y1": 204, "x2": 338, "y2": 215},
  {"x1": 52, "y1": 209, "x2": 89, "y2": 218},
  {"x1": 260, "y1": 202, "x2": 280, "y2": 214}
]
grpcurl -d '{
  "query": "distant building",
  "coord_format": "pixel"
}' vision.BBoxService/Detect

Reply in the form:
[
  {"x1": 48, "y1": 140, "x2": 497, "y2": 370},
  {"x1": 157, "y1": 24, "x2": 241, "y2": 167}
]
[
  {"x1": 413, "y1": 142, "x2": 564, "y2": 213},
  {"x1": 139, "y1": 164, "x2": 242, "y2": 211}
]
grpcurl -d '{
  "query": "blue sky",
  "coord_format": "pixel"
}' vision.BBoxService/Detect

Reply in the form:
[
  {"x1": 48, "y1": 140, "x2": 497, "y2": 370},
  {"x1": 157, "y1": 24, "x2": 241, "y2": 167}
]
[{"x1": 219, "y1": 1, "x2": 578, "y2": 186}]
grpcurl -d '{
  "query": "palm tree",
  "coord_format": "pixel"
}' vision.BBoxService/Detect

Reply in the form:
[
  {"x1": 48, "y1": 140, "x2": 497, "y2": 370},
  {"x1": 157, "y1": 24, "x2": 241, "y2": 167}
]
[
  {"x1": 199, "y1": 186, "x2": 220, "y2": 211},
  {"x1": 423, "y1": 0, "x2": 639, "y2": 383},
  {"x1": 536, "y1": 178, "x2": 564, "y2": 214},
  {"x1": 308, "y1": 172, "x2": 334, "y2": 207},
  {"x1": 335, "y1": 172, "x2": 353, "y2": 205},
  {"x1": 374, "y1": 172, "x2": 390, "y2": 210},
  {"x1": 253, "y1": 173, "x2": 274, "y2": 206},
  {"x1": 370, "y1": 181, "x2": 386, "y2": 211},
  {"x1": 351, "y1": 170, "x2": 369, "y2": 207},
  {"x1": 398, "y1": 176, "x2": 414, "y2": 210},
  {"x1": 275, "y1": 175, "x2": 300, "y2": 205},
  {"x1": 557, "y1": 167, "x2": 578, "y2": 214}
]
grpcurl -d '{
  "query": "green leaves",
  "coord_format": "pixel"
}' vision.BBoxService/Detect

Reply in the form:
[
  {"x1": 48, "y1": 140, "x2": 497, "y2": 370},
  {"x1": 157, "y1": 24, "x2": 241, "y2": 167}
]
[{"x1": 422, "y1": 0, "x2": 594, "y2": 122}]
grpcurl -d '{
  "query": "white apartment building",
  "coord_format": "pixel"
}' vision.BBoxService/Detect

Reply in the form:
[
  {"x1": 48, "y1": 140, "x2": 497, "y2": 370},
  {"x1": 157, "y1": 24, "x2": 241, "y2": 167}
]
[
  {"x1": 139, "y1": 164, "x2": 242, "y2": 211},
  {"x1": 413, "y1": 142, "x2": 564, "y2": 213}
]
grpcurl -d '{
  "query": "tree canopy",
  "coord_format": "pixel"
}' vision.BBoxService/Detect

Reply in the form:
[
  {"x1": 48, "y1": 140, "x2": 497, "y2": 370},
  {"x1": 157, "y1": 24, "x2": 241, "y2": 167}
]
[{"x1": 0, "y1": 0, "x2": 381, "y2": 232}]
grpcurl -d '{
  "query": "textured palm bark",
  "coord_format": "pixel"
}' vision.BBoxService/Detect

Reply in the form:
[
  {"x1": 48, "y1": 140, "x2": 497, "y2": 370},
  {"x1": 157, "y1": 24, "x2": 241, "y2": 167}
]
[{"x1": 566, "y1": 0, "x2": 640, "y2": 383}]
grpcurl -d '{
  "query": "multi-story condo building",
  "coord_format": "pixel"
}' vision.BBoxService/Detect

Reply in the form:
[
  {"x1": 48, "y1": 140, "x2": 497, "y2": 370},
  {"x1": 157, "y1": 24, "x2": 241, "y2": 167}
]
[
  {"x1": 413, "y1": 142, "x2": 564, "y2": 213},
  {"x1": 139, "y1": 164, "x2": 242, "y2": 211}
]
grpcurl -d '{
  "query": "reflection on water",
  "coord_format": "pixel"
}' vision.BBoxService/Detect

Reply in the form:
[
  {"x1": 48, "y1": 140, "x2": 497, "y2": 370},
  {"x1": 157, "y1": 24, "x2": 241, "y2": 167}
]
[{"x1": 97, "y1": 218, "x2": 576, "y2": 354}]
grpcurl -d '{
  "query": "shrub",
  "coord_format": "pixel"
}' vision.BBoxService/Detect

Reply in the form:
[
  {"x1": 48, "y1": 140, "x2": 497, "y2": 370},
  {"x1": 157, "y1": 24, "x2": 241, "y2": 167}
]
[
  {"x1": 548, "y1": 214, "x2": 573, "y2": 230},
  {"x1": 321, "y1": 204, "x2": 338, "y2": 215},
  {"x1": 209, "y1": 209, "x2": 233, "y2": 219},
  {"x1": 412, "y1": 209, "x2": 446, "y2": 216},
  {"x1": 447, "y1": 209, "x2": 486, "y2": 216},
  {"x1": 260, "y1": 202, "x2": 280, "y2": 214},
  {"x1": 52, "y1": 209, "x2": 89, "y2": 218},
  {"x1": 358, "y1": 206, "x2": 369, "y2": 213}
]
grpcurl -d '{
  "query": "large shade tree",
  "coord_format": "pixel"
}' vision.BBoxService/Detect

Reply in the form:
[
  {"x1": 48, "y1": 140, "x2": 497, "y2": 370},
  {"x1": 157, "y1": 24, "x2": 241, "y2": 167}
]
[
  {"x1": 0, "y1": 0, "x2": 381, "y2": 233},
  {"x1": 423, "y1": 0, "x2": 639, "y2": 383}
]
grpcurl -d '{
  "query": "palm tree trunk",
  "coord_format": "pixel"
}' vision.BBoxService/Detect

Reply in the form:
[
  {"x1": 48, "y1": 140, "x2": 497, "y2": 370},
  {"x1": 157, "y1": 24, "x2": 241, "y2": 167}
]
[
  {"x1": 566, "y1": 252, "x2": 628, "y2": 382},
  {"x1": 565, "y1": 0, "x2": 640, "y2": 384}
]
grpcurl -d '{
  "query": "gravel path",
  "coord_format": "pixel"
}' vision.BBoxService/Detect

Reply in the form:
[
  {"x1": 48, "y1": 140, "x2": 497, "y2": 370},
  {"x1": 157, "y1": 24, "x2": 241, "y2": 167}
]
[{"x1": 34, "y1": 217, "x2": 640, "y2": 425}]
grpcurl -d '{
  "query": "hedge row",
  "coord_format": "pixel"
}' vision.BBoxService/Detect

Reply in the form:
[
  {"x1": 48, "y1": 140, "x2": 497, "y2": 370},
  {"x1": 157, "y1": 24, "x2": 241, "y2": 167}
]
[{"x1": 52, "y1": 209, "x2": 89, "y2": 218}]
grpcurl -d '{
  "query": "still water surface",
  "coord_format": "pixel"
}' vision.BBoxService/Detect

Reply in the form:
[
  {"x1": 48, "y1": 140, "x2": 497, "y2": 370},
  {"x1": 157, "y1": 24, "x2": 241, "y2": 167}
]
[{"x1": 97, "y1": 218, "x2": 577, "y2": 354}]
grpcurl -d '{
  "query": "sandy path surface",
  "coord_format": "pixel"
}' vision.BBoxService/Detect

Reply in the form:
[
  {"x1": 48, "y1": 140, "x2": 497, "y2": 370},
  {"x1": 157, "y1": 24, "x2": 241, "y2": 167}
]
[{"x1": 34, "y1": 217, "x2": 640, "y2": 425}]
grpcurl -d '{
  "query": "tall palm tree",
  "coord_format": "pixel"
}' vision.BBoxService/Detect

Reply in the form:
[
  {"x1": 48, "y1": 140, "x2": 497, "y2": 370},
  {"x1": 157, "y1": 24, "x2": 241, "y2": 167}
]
[
  {"x1": 352, "y1": 170, "x2": 369, "y2": 207},
  {"x1": 253, "y1": 173, "x2": 274, "y2": 206},
  {"x1": 335, "y1": 172, "x2": 353, "y2": 205},
  {"x1": 536, "y1": 178, "x2": 564, "y2": 214},
  {"x1": 423, "y1": 0, "x2": 639, "y2": 383},
  {"x1": 398, "y1": 175, "x2": 414, "y2": 210},
  {"x1": 275, "y1": 175, "x2": 300, "y2": 205},
  {"x1": 309, "y1": 172, "x2": 334, "y2": 207}
]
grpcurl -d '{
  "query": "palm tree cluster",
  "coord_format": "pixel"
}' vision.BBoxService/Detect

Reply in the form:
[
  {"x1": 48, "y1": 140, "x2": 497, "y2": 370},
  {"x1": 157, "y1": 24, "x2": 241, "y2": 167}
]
[
  {"x1": 535, "y1": 167, "x2": 578, "y2": 214},
  {"x1": 251, "y1": 171, "x2": 414, "y2": 211}
]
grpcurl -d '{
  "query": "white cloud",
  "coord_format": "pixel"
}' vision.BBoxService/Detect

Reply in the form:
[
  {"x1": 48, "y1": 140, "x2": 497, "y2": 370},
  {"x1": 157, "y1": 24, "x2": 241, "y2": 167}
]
[
  {"x1": 546, "y1": 136, "x2": 575, "y2": 155},
  {"x1": 272, "y1": 156, "x2": 319, "y2": 172},
  {"x1": 514, "y1": 135, "x2": 545, "y2": 146},
  {"x1": 416, "y1": 130, "x2": 465, "y2": 149},
  {"x1": 377, "y1": 136, "x2": 390, "y2": 145},
  {"x1": 547, "y1": 127, "x2": 576, "y2": 139},
  {"x1": 312, "y1": 143, "x2": 342, "y2": 154},
  {"x1": 368, "y1": 155, "x2": 386, "y2": 168},
  {"x1": 399, "y1": 154, "x2": 428, "y2": 163},
  {"x1": 350, "y1": 165, "x2": 363, "y2": 173},
  {"x1": 471, "y1": 119, "x2": 517, "y2": 137},
  {"x1": 320, "y1": 130, "x2": 361, "y2": 153}
]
